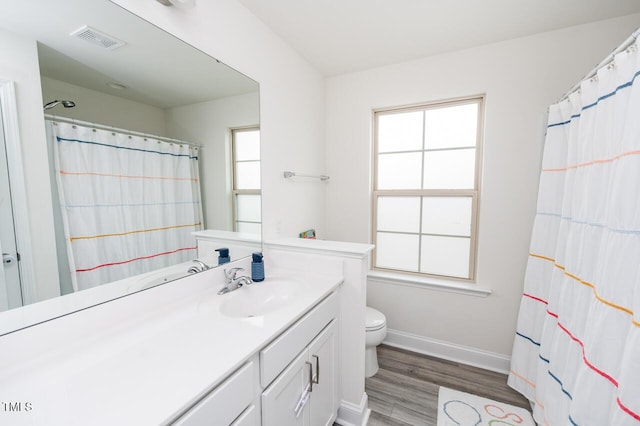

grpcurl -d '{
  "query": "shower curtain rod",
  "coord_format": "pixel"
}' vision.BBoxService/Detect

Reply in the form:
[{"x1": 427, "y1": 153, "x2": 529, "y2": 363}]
[
  {"x1": 557, "y1": 27, "x2": 640, "y2": 102},
  {"x1": 44, "y1": 114, "x2": 203, "y2": 148}
]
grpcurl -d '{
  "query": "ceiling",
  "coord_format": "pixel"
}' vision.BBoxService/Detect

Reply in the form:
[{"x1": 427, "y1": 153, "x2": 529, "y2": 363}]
[
  {"x1": 0, "y1": 0, "x2": 258, "y2": 109},
  {"x1": 238, "y1": 0, "x2": 640, "y2": 76},
  {"x1": 2, "y1": 1, "x2": 638, "y2": 106}
]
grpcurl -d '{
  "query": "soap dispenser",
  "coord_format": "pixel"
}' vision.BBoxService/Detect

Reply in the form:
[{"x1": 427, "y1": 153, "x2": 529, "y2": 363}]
[
  {"x1": 251, "y1": 252, "x2": 265, "y2": 282},
  {"x1": 215, "y1": 248, "x2": 230, "y2": 265}
]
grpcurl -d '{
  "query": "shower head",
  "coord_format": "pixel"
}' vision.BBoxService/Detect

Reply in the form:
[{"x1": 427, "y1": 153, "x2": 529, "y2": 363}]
[{"x1": 43, "y1": 100, "x2": 76, "y2": 111}]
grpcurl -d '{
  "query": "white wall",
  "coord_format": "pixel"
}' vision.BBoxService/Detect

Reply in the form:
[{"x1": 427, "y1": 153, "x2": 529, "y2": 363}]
[
  {"x1": 0, "y1": 29, "x2": 60, "y2": 302},
  {"x1": 41, "y1": 77, "x2": 167, "y2": 135},
  {"x1": 107, "y1": 0, "x2": 640, "y2": 364},
  {"x1": 166, "y1": 92, "x2": 260, "y2": 231},
  {"x1": 324, "y1": 14, "x2": 640, "y2": 359},
  {"x1": 111, "y1": 0, "x2": 327, "y2": 241}
]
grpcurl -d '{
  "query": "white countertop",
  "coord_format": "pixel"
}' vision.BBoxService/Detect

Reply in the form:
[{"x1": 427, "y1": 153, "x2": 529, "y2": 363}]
[{"x1": 0, "y1": 262, "x2": 342, "y2": 425}]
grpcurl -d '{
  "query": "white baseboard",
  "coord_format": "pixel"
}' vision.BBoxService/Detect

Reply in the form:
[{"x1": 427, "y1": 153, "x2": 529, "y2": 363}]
[
  {"x1": 384, "y1": 329, "x2": 511, "y2": 374},
  {"x1": 335, "y1": 393, "x2": 370, "y2": 426}
]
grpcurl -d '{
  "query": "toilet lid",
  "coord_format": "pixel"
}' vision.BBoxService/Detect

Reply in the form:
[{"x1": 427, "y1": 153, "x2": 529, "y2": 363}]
[{"x1": 366, "y1": 307, "x2": 386, "y2": 331}]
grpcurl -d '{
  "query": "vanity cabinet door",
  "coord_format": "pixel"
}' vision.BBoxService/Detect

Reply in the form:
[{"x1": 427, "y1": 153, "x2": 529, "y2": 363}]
[
  {"x1": 261, "y1": 320, "x2": 337, "y2": 426},
  {"x1": 308, "y1": 320, "x2": 337, "y2": 426},
  {"x1": 261, "y1": 350, "x2": 310, "y2": 426}
]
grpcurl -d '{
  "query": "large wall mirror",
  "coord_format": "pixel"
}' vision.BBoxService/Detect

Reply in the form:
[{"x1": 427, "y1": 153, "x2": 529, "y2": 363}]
[{"x1": 0, "y1": 0, "x2": 260, "y2": 333}]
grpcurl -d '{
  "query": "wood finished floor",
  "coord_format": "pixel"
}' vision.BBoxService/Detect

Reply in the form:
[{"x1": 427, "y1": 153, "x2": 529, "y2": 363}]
[{"x1": 364, "y1": 345, "x2": 531, "y2": 426}]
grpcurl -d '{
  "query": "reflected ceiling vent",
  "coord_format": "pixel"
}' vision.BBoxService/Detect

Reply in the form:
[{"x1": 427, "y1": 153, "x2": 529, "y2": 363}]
[{"x1": 69, "y1": 25, "x2": 126, "y2": 51}]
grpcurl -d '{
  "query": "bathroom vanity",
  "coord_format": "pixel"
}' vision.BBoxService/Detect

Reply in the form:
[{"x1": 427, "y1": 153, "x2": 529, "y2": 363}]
[
  {"x1": 175, "y1": 292, "x2": 338, "y2": 426},
  {"x1": 0, "y1": 239, "x2": 373, "y2": 426}
]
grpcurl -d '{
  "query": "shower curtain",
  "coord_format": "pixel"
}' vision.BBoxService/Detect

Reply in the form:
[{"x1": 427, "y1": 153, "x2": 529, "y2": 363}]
[
  {"x1": 508, "y1": 36, "x2": 640, "y2": 425},
  {"x1": 50, "y1": 121, "x2": 203, "y2": 291}
]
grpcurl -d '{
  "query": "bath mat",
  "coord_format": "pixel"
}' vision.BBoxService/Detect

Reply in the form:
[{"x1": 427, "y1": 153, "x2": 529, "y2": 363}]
[{"x1": 437, "y1": 387, "x2": 534, "y2": 426}]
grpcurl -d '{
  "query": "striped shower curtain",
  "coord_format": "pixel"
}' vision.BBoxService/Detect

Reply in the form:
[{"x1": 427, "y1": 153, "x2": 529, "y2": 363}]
[
  {"x1": 50, "y1": 121, "x2": 203, "y2": 291},
  {"x1": 508, "y1": 37, "x2": 640, "y2": 425}
]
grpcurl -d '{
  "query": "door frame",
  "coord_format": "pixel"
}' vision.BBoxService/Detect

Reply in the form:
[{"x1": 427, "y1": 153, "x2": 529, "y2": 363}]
[{"x1": 0, "y1": 79, "x2": 36, "y2": 304}]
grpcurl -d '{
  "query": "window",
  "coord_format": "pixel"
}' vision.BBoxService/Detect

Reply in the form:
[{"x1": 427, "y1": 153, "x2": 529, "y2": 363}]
[
  {"x1": 372, "y1": 96, "x2": 483, "y2": 280},
  {"x1": 232, "y1": 127, "x2": 261, "y2": 234}
]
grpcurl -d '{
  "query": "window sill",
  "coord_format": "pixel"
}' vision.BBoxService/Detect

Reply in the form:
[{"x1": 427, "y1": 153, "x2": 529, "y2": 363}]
[{"x1": 367, "y1": 270, "x2": 492, "y2": 297}]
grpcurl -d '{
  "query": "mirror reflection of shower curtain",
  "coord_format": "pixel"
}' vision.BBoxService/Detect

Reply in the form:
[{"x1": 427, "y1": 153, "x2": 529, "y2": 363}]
[{"x1": 48, "y1": 121, "x2": 203, "y2": 291}]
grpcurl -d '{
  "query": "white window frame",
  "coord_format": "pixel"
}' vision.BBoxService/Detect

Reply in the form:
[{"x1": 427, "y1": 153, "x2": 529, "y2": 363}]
[
  {"x1": 371, "y1": 95, "x2": 484, "y2": 282},
  {"x1": 231, "y1": 126, "x2": 261, "y2": 233}
]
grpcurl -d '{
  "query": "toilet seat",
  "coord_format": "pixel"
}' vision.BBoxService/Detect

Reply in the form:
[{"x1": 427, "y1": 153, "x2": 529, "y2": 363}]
[{"x1": 366, "y1": 307, "x2": 386, "y2": 331}]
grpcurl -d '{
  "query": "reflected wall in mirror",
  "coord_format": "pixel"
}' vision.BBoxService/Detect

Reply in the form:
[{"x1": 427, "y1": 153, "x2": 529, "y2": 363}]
[{"x1": 0, "y1": 0, "x2": 261, "y2": 328}]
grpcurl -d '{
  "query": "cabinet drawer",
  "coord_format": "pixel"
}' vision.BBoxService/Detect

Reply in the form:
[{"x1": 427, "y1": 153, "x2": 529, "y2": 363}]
[
  {"x1": 260, "y1": 292, "x2": 337, "y2": 387},
  {"x1": 174, "y1": 361, "x2": 254, "y2": 425}
]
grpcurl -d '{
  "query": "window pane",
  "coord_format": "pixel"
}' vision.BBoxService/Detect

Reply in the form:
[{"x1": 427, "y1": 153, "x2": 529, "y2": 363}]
[
  {"x1": 376, "y1": 232, "x2": 420, "y2": 272},
  {"x1": 420, "y1": 235, "x2": 470, "y2": 278},
  {"x1": 373, "y1": 97, "x2": 482, "y2": 280},
  {"x1": 236, "y1": 161, "x2": 261, "y2": 189},
  {"x1": 425, "y1": 103, "x2": 478, "y2": 149},
  {"x1": 377, "y1": 111, "x2": 423, "y2": 153},
  {"x1": 378, "y1": 152, "x2": 422, "y2": 189},
  {"x1": 236, "y1": 221, "x2": 261, "y2": 234},
  {"x1": 423, "y1": 148, "x2": 475, "y2": 189},
  {"x1": 422, "y1": 196, "x2": 472, "y2": 236},
  {"x1": 377, "y1": 196, "x2": 420, "y2": 233},
  {"x1": 236, "y1": 194, "x2": 261, "y2": 222},
  {"x1": 235, "y1": 130, "x2": 260, "y2": 161}
]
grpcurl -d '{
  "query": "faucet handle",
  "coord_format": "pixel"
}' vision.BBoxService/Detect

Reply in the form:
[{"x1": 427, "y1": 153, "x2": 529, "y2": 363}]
[{"x1": 224, "y1": 267, "x2": 244, "y2": 280}]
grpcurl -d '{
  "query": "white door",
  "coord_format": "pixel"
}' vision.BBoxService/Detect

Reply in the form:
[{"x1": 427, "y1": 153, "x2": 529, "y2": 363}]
[
  {"x1": 308, "y1": 321, "x2": 337, "y2": 426},
  {"x1": 262, "y1": 350, "x2": 310, "y2": 426},
  {"x1": 0, "y1": 106, "x2": 23, "y2": 310}
]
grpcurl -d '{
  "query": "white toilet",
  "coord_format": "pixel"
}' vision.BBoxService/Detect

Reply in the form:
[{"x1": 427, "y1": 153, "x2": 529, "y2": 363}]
[{"x1": 365, "y1": 306, "x2": 387, "y2": 378}]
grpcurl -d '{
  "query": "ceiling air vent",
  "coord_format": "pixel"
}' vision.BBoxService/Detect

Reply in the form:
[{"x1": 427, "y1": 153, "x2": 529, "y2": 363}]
[{"x1": 69, "y1": 25, "x2": 126, "y2": 51}]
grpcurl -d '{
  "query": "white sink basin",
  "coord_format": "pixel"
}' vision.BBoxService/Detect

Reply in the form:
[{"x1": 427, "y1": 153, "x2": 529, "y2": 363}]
[{"x1": 200, "y1": 280, "x2": 301, "y2": 318}]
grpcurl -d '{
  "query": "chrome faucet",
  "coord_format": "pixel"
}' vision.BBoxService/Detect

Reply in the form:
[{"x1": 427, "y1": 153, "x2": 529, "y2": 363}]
[
  {"x1": 187, "y1": 259, "x2": 210, "y2": 274},
  {"x1": 218, "y1": 267, "x2": 253, "y2": 295}
]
